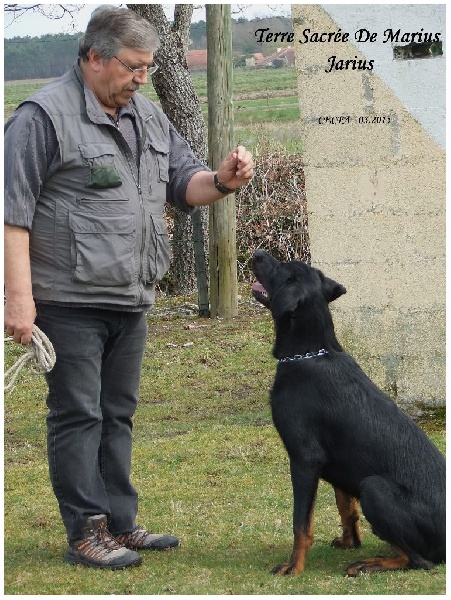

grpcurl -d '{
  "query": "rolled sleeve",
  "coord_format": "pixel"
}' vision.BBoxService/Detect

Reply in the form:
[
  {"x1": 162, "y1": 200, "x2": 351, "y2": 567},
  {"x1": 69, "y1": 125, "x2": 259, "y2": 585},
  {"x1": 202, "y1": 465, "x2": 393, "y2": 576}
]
[
  {"x1": 4, "y1": 103, "x2": 60, "y2": 229},
  {"x1": 166, "y1": 122, "x2": 211, "y2": 213}
]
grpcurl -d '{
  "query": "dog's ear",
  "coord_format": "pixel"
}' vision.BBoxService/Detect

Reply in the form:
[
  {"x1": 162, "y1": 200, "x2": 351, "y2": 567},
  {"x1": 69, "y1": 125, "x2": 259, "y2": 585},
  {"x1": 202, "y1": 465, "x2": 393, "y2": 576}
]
[
  {"x1": 320, "y1": 273, "x2": 346, "y2": 303},
  {"x1": 271, "y1": 291, "x2": 300, "y2": 320}
]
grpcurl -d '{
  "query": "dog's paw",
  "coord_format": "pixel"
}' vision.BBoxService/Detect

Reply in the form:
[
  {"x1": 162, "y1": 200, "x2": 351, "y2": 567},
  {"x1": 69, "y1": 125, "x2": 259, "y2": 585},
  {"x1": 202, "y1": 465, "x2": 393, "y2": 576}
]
[
  {"x1": 345, "y1": 560, "x2": 368, "y2": 576},
  {"x1": 271, "y1": 562, "x2": 302, "y2": 576},
  {"x1": 345, "y1": 556, "x2": 408, "y2": 576},
  {"x1": 345, "y1": 553, "x2": 423, "y2": 576},
  {"x1": 331, "y1": 536, "x2": 361, "y2": 549}
]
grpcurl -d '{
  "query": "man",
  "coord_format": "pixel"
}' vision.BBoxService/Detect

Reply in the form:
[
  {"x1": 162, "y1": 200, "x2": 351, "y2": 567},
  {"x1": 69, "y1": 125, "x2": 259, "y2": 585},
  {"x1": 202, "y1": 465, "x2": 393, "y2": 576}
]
[{"x1": 4, "y1": 7, "x2": 254, "y2": 570}]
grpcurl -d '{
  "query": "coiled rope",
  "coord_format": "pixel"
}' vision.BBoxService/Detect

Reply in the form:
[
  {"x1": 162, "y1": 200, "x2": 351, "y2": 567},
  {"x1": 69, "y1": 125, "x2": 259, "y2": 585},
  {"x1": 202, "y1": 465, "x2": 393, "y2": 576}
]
[{"x1": 4, "y1": 325, "x2": 56, "y2": 392}]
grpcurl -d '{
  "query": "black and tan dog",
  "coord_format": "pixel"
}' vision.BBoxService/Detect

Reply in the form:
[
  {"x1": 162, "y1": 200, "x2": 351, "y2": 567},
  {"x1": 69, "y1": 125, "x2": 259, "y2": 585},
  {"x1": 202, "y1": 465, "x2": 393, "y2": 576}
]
[{"x1": 252, "y1": 249, "x2": 445, "y2": 576}]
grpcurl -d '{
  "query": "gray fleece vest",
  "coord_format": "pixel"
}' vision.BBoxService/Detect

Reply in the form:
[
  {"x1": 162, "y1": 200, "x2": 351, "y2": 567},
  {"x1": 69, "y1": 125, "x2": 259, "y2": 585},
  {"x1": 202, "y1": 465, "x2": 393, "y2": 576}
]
[{"x1": 24, "y1": 65, "x2": 172, "y2": 307}]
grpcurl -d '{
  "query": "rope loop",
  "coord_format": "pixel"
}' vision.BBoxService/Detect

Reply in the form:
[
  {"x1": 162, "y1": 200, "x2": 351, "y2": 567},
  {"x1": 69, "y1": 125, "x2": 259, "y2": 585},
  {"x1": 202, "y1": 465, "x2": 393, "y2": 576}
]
[{"x1": 4, "y1": 325, "x2": 56, "y2": 393}]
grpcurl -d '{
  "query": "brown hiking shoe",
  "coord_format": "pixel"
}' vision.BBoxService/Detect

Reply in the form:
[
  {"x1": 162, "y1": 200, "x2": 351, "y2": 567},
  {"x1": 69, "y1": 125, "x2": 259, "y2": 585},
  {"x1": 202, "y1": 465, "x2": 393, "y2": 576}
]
[
  {"x1": 116, "y1": 526, "x2": 179, "y2": 550},
  {"x1": 65, "y1": 514, "x2": 142, "y2": 569}
]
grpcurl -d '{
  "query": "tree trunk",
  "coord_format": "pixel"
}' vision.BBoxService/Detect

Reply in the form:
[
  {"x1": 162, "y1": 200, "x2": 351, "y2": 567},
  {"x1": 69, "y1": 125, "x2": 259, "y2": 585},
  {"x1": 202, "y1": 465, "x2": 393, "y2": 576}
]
[{"x1": 128, "y1": 4, "x2": 209, "y2": 312}]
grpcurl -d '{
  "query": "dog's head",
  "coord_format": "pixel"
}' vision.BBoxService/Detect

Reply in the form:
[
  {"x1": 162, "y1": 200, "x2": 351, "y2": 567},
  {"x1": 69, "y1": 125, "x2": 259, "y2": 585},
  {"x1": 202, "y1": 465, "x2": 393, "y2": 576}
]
[
  {"x1": 252, "y1": 249, "x2": 346, "y2": 330},
  {"x1": 252, "y1": 250, "x2": 346, "y2": 356}
]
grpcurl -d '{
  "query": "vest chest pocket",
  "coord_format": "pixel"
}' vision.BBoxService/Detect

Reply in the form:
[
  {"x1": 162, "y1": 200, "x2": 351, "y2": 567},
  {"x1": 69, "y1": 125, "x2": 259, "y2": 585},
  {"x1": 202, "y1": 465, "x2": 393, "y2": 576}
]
[
  {"x1": 143, "y1": 139, "x2": 169, "y2": 185},
  {"x1": 79, "y1": 143, "x2": 122, "y2": 189},
  {"x1": 156, "y1": 151, "x2": 169, "y2": 182},
  {"x1": 69, "y1": 211, "x2": 135, "y2": 287}
]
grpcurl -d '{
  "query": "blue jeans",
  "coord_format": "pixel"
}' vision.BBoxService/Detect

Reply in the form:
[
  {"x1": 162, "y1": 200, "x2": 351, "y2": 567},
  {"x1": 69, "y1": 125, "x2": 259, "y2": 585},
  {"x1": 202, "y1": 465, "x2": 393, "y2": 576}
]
[{"x1": 35, "y1": 304, "x2": 148, "y2": 542}]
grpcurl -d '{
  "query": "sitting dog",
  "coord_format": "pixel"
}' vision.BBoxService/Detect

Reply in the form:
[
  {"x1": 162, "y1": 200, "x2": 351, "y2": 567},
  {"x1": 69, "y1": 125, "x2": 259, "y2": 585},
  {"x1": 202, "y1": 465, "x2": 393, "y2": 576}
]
[{"x1": 252, "y1": 249, "x2": 445, "y2": 576}]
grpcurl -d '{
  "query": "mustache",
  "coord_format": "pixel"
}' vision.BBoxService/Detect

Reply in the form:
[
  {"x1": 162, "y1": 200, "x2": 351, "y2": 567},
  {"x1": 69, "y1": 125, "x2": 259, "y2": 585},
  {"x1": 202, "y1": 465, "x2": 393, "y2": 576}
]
[{"x1": 123, "y1": 84, "x2": 139, "y2": 92}]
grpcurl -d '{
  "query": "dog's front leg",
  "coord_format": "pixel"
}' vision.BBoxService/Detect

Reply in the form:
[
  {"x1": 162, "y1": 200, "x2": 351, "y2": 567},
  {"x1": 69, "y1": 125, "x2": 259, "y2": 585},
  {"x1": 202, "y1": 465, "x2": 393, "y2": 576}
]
[
  {"x1": 331, "y1": 488, "x2": 361, "y2": 549},
  {"x1": 272, "y1": 458, "x2": 320, "y2": 575}
]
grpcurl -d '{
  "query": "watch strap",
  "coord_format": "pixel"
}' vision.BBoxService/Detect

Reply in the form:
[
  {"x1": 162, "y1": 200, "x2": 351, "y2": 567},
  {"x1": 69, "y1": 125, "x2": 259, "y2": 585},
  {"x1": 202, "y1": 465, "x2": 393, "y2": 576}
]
[{"x1": 214, "y1": 173, "x2": 234, "y2": 195}]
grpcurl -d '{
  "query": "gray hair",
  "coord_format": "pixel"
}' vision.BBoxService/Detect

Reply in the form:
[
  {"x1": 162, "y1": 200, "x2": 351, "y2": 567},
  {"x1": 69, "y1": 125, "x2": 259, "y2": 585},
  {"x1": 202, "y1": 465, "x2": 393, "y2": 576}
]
[{"x1": 78, "y1": 6, "x2": 160, "y2": 61}]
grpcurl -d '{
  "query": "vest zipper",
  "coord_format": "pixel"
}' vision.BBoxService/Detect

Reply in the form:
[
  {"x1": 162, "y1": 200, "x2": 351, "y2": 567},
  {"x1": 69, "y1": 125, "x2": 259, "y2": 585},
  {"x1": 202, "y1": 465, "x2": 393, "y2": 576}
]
[
  {"x1": 111, "y1": 122, "x2": 146, "y2": 305},
  {"x1": 136, "y1": 119, "x2": 150, "y2": 306},
  {"x1": 137, "y1": 183, "x2": 146, "y2": 306}
]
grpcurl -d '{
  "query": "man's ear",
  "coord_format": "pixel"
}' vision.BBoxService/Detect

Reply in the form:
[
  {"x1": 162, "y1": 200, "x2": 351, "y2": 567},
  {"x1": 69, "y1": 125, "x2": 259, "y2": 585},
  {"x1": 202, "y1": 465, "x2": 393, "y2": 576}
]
[{"x1": 87, "y1": 48, "x2": 104, "y2": 73}]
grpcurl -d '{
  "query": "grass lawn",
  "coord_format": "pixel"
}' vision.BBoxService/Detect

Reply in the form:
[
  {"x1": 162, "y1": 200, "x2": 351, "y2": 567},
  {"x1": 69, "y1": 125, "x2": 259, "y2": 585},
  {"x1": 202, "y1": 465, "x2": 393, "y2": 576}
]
[
  {"x1": 4, "y1": 291, "x2": 446, "y2": 595},
  {"x1": 3, "y1": 64, "x2": 444, "y2": 595}
]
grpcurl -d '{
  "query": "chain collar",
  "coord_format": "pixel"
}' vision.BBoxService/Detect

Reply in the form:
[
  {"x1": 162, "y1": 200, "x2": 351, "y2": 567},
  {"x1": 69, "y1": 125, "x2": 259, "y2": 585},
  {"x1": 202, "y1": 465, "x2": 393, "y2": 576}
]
[{"x1": 278, "y1": 349, "x2": 329, "y2": 363}]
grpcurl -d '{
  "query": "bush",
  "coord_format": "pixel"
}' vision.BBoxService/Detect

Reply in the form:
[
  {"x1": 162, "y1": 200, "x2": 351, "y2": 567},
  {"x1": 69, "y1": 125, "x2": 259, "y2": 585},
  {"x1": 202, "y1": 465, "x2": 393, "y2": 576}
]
[
  {"x1": 235, "y1": 153, "x2": 310, "y2": 281},
  {"x1": 162, "y1": 153, "x2": 309, "y2": 293}
]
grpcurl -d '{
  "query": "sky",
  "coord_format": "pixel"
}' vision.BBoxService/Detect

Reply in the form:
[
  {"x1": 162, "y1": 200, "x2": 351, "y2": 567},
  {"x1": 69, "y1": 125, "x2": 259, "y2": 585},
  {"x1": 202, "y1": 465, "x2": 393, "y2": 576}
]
[{"x1": 3, "y1": 3, "x2": 292, "y2": 39}]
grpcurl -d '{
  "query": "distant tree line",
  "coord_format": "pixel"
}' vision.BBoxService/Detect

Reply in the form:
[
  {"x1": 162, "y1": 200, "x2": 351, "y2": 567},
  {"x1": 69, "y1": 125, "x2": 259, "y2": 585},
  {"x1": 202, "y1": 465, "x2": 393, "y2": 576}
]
[
  {"x1": 5, "y1": 33, "x2": 78, "y2": 80},
  {"x1": 5, "y1": 15, "x2": 292, "y2": 81}
]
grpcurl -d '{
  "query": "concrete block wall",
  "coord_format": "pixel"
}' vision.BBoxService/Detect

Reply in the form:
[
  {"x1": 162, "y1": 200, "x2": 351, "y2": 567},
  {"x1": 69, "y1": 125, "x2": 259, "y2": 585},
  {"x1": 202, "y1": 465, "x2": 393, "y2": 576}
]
[{"x1": 291, "y1": 4, "x2": 445, "y2": 406}]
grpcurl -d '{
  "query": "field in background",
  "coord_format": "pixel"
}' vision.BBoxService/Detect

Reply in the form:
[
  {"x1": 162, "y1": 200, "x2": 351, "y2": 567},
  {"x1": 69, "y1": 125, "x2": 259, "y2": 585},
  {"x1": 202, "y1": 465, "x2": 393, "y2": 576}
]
[{"x1": 4, "y1": 68, "x2": 300, "y2": 153}]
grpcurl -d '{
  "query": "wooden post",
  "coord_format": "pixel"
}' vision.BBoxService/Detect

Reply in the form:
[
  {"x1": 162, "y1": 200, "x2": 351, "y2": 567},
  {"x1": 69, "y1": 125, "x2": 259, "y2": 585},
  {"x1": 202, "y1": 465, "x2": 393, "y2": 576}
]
[{"x1": 206, "y1": 4, "x2": 238, "y2": 318}]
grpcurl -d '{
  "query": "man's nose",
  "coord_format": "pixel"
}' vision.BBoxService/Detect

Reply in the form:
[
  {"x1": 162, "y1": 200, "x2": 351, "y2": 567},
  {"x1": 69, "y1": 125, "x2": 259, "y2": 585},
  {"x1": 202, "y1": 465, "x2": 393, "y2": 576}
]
[{"x1": 133, "y1": 71, "x2": 148, "y2": 84}]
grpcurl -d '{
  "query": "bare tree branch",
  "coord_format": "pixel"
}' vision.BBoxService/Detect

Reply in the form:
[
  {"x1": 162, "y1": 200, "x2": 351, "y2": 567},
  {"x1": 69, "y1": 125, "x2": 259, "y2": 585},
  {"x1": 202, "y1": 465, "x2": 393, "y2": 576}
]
[
  {"x1": 4, "y1": 4, "x2": 83, "y2": 29},
  {"x1": 4, "y1": 4, "x2": 40, "y2": 12},
  {"x1": 172, "y1": 4, "x2": 194, "y2": 57},
  {"x1": 128, "y1": 4, "x2": 168, "y2": 35},
  {"x1": 173, "y1": 4, "x2": 193, "y2": 34}
]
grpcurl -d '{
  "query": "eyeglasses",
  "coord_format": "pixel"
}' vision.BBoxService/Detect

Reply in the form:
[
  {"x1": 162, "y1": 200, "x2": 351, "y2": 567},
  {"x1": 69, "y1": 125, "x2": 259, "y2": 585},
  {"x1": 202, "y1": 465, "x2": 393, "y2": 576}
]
[{"x1": 114, "y1": 55, "x2": 159, "y2": 76}]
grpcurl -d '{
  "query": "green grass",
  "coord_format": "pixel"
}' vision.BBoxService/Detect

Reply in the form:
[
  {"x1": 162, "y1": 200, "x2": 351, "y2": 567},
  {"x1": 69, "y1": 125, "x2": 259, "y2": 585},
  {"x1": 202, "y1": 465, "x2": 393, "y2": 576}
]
[
  {"x1": 4, "y1": 68, "x2": 300, "y2": 153},
  {"x1": 201, "y1": 96, "x2": 300, "y2": 126},
  {"x1": 191, "y1": 66, "x2": 298, "y2": 98},
  {"x1": 4, "y1": 292, "x2": 446, "y2": 595},
  {"x1": 4, "y1": 63, "x2": 444, "y2": 594},
  {"x1": 4, "y1": 79, "x2": 53, "y2": 119}
]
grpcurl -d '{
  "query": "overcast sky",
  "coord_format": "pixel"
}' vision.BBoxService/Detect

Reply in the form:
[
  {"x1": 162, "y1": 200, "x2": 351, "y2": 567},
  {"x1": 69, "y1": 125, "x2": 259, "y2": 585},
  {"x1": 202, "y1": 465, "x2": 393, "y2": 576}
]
[{"x1": 4, "y1": 3, "x2": 292, "y2": 39}]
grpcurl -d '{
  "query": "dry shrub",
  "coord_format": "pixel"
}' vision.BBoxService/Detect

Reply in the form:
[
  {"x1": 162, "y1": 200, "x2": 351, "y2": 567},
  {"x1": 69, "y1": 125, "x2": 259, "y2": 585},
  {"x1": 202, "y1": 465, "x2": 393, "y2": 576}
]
[
  {"x1": 163, "y1": 153, "x2": 310, "y2": 293},
  {"x1": 235, "y1": 153, "x2": 310, "y2": 281}
]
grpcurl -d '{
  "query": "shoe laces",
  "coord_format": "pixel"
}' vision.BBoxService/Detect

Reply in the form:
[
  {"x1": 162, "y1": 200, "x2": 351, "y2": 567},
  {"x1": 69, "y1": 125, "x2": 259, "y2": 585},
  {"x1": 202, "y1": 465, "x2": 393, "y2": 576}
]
[
  {"x1": 78, "y1": 521, "x2": 123, "y2": 557},
  {"x1": 121, "y1": 526, "x2": 149, "y2": 547},
  {"x1": 96, "y1": 522, "x2": 123, "y2": 551}
]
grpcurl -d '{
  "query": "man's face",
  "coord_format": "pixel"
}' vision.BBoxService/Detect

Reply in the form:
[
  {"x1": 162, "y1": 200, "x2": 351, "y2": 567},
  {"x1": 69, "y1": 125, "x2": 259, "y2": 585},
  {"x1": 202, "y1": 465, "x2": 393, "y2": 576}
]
[{"x1": 87, "y1": 48, "x2": 153, "y2": 111}]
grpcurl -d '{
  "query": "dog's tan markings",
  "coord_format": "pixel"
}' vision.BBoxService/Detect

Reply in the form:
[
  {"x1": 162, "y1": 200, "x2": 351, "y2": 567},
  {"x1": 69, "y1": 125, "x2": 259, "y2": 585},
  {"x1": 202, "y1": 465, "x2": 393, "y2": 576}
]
[
  {"x1": 272, "y1": 506, "x2": 315, "y2": 575},
  {"x1": 331, "y1": 488, "x2": 361, "y2": 549},
  {"x1": 346, "y1": 549, "x2": 411, "y2": 576}
]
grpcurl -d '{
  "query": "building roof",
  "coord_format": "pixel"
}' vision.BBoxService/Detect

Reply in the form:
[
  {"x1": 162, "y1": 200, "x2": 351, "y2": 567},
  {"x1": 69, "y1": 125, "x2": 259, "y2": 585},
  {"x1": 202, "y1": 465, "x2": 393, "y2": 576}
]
[
  {"x1": 187, "y1": 49, "x2": 208, "y2": 70},
  {"x1": 255, "y1": 47, "x2": 295, "y2": 67}
]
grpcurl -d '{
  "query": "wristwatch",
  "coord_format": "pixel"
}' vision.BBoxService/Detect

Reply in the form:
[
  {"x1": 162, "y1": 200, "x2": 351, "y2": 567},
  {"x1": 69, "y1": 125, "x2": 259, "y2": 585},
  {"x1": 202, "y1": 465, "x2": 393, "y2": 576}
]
[{"x1": 214, "y1": 173, "x2": 234, "y2": 195}]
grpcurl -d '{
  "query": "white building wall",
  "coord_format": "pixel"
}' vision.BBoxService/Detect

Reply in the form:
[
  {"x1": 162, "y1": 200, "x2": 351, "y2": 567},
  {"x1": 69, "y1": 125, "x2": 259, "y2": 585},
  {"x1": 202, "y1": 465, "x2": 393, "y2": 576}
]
[
  {"x1": 292, "y1": 4, "x2": 446, "y2": 407},
  {"x1": 323, "y1": 4, "x2": 445, "y2": 149}
]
